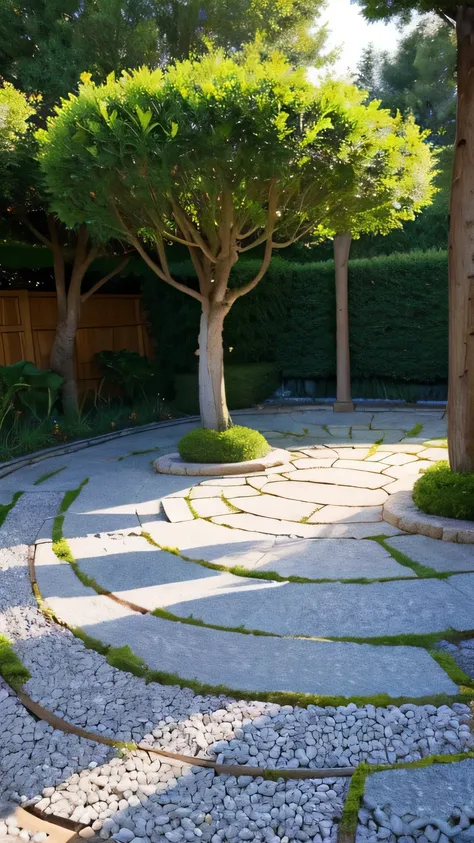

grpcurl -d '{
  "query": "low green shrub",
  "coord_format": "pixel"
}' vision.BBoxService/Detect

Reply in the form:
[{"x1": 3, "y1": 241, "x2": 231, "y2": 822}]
[
  {"x1": 0, "y1": 361, "x2": 63, "y2": 430},
  {"x1": 178, "y1": 425, "x2": 270, "y2": 464},
  {"x1": 95, "y1": 350, "x2": 163, "y2": 402},
  {"x1": 175, "y1": 363, "x2": 279, "y2": 415},
  {"x1": 413, "y1": 461, "x2": 474, "y2": 521}
]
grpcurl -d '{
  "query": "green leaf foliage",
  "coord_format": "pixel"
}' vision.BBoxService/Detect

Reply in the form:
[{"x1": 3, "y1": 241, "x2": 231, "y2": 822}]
[
  {"x1": 413, "y1": 462, "x2": 474, "y2": 521},
  {"x1": 0, "y1": 361, "x2": 63, "y2": 431},
  {"x1": 37, "y1": 53, "x2": 435, "y2": 249},
  {"x1": 178, "y1": 425, "x2": 270, "y2": 463},
  {"x1": 0, "y1": 82, "x2": 35, "y2": 149},
  {"x1": 95, "y1": 349, "x2": 164, "y2": 402}
]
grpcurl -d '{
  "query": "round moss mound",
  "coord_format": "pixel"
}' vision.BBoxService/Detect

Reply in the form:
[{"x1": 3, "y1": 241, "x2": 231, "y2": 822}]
[
  {"x1": 413, "y1": 460, "x2": 474, "y2": 521},
  {"x1": 178, "y1": 425, "x2": 270, "y2": 464}
]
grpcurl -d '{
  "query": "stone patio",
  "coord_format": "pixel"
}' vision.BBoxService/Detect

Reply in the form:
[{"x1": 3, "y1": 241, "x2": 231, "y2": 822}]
[{"x1": 1, "y1": 406, "x2": 474, "y2": 843}]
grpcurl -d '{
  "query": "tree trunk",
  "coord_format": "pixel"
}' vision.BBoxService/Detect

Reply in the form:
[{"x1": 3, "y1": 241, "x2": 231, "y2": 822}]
[
  {"x1": 448, "y1": 7, "x2": 474, "y2": 473},
  {"x1": 50, "y1": 301, "x2": 80, "y2": 416},
  {"x1": 198, "y1": 302, "x2": 231, "y2": 431},
  {"x1": 333, "y1": 232, "x2": 355, "y2": 413}
]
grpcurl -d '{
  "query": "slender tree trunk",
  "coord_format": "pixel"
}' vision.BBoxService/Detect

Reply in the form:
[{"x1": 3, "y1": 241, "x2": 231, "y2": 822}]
[
  {"x1": 448, "y1": 8, "x2": 474, "y2": 473},
  {"x1": 50, "y1": 296, "x2": 81, "y2": 415},
  {"x1": 198, "y1": 301, "x2": 231, "y2": 431},
  {"x1": 333, "y1": 232, "x2": 355, "y2": 413}
]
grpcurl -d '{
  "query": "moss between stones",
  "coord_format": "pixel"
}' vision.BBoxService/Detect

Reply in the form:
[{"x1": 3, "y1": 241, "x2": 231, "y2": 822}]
[
  {"x1": 178, "y1": 426, "x2": 270, "y2": 464},
  {"x1": 413, "y1": 461, "x2": 474, "y2": 521},
  {"x1": 0, "y1": 634, "x2": 31, "y2": 691},
  {"x1": 33, "y1": 466, "x2": 67, "y2": 485},
  {"x1": 368, "y1": 535, "x2": 447, "y2": 579}
]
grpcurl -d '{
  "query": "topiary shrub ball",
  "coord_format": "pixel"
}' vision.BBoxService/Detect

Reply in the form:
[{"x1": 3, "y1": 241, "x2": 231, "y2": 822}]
[
  {"x1": 178, "y1": 425, "x2": 270, "y2": 464},
  {"x1": 413, "y1": 461, "x2": 474, "y2": 521}
]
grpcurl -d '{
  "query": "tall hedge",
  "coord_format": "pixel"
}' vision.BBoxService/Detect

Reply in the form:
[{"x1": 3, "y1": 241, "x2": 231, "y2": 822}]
[{"x1": 143, "y1": 249, "x2": 448, "y2": 384}]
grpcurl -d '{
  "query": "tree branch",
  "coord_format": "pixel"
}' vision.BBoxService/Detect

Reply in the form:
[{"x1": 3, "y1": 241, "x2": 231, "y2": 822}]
[
  {"x1": 22, "y1": 216, "x2": 53, "y2": 249},
  {"x1": 81, "y1": 256, "x2": 131, "y2": 303},
  {"x1": 111, "y1": 205, "x2": 204, "y2": 304},
  {"x1": 227, "y1": 181, "x2": 278, "y2": 305},
  {"x1": 437, "y1": 8, "x2": 456, "y2": 28},
  {"x1": 171, "y1": 202, "x2": 217, "y2": 264}
]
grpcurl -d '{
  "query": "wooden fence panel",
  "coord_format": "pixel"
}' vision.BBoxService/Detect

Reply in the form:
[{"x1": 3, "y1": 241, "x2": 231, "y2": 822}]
[{"x1": 0, "y1": 291, "x2": 152, "y2": 395}]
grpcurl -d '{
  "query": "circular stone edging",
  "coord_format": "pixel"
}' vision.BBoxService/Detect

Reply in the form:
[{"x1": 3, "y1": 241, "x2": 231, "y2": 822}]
[
  {"x1": 383, "y1": 490, "x2": 474, "y2": 544},
  {"x1": 154, "y1": 447, "x2": 291, "y2": 476}
]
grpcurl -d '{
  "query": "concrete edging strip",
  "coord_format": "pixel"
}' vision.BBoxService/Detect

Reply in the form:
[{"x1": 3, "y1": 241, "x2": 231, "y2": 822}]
[{"x1": 383, "y1": 491, "x2": 474, "y2": 544}]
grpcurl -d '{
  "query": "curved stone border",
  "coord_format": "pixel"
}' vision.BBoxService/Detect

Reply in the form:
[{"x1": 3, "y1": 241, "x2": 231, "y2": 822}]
[
  {"x1": 383, "y1": 491, "x2": 474, "y2": 544},
  {"x1": 154, "y1": 447, "x2": 291, "y2": 476},
  {"x1": 0, "y1": 415, "x2": 202, "y2": 479}
]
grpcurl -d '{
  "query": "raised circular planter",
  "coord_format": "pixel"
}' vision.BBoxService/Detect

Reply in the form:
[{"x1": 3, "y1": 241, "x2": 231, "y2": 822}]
[
  {"x1": 153, "y1": 447, "x2": 291, "y2": 476},
  {"x1": 383, "y1": 490, "x2": 474, "y2": 544}
]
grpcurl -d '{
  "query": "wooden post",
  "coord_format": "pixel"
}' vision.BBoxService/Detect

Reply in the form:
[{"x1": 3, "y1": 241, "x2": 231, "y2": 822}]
[{"x1": 333, "y1": 232, "x2": 355, "y2": 412}]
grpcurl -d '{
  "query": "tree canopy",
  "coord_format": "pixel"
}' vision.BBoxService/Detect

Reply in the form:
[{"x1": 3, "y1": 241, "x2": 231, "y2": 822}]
[
  {"x1": 0, "y1": 81, "x2": 35, "y2": 149},
  {"x1": 0, "y1": 0, "x2": 331, "y2": 108}
]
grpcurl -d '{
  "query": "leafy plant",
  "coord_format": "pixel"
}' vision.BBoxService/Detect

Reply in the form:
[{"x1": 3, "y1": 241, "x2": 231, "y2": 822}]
[
  {"x1": 95, "y1": 349, "x2": 162, "y2": 403},
  {"x1": 413, "y1": 461, "x2": 474, "y2": 521},
  {"x1": 178, "y1": 425, "x2": 270, "y2": 464},
  {"x1": 0, "y1": 361, "x2": 63, "y2": 431}
]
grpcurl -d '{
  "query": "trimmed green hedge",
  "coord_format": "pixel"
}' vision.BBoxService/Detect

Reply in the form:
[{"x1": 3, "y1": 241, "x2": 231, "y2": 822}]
[
  {"x1": 175, "y1": 363, "x2": 280, "y2": 414},
  {"x1": 143, "y1": 249, "x2": 448, "y2": 386},
  {"x1": 178, "y1": 426, "x2": 270, "y2": 464}
]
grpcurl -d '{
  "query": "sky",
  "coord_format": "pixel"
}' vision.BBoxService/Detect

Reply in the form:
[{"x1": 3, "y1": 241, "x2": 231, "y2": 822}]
[{"x1": 310, "y1": 0, "x2": 417, "y2": 80}]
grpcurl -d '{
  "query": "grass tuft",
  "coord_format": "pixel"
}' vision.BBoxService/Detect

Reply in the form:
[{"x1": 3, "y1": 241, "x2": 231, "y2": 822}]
[
  {"x1": 106, "y1": 645, "x2": 148, "y2": 677},
  {"x1": 58, "y1": 478, "x2": 89, "y2": 514},
  {"x1": 33, "y1": 466, "x2": 67, "y2": 486},
  {"x1": 0, "y1": 491, "x2": 23, "y2": 528},
  {"x1": 151, "y1": 607, "x2": 276, "y2": 637},
  {"x1": 0, "y1": 634, "x2": 31, "y2": 691},
  {"x1": 405, "y1": 423, "x2": 424, "y2": 438}
]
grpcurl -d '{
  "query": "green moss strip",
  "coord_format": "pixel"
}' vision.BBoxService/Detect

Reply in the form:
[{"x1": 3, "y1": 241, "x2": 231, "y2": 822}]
[
  {"x1": 33, "y1": 466, "x2": 67, "y2": 485},
  {"x1": 0, "y1": 634, "x2": 31, "y2": 691},
  {"x1": 429, "y1": 649, "x2": 474, "y2": 688},
  {"x1": 0, "y1": 491, "x2": 23, "y2": 528},
  {"x1": 339, "y1": 763, "x2": 370, "y2": 839},
  {"x1": 58, "y1": 477, "x2": 89, "y2": 514},
  {"x1": 151, "y1": 607, "x2": 276, "y2": 637},
  {"x1": 404, "y1": 423, "x2": 424, "y2": 438},
  {"x1": 368, "y1": 535, "x2": 448, "y2": 579}
]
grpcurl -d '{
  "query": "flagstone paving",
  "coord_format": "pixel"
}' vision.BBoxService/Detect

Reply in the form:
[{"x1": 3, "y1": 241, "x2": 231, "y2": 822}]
[{"x1": 4, "y1": 406, "x2": 474, "y2": 842}]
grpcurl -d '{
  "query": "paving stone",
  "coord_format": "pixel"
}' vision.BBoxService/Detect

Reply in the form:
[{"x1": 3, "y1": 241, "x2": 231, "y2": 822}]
[
  {"x1": 144, "y1": 518, "x2": 274, "y2": 566},
  {"x1": 290, "y1": 458, "x2": 337, "y2": 469},
  {"x1": 228, "y1": 494, "x2": 316, "y2": 523},
  {"x1": 261, "y1": 480, "x2": 389, "y2": 506},
  {"x1": 381, "y1": 460, "x2": 433, "y2": 479},
  {"x1": 251, "y1": 538, "x2": 413, "y2": 580},
  {"x1": 191, "y1": 498, "x2": 234, "y2": 518},
  {"x1": 382, "y1": 476, "x2": 418, "y2": 494},
  {"x1": 212, "y1": 512, "x2": 401, "y2": 538},
  {"x1": 362, "y1": 759, "x2": 474, "y2": 822},
  {"x1": 301, "y1": 447, "x2": 340, "y2": 459},
  {"x1": 349, "y1": 430, "x2": 401, "y2": 444},
  {"x1": 378, "y1": 444, "x2": 425, "y2": 453},
  {"x1": 419, "y1": 448, "x2": 450, "y2": 462},
  {"x1": 246, "y1": 474, "x2": 283, "y2": 489},
  {"x1": 380, "y1": 453, "x2": 419, "y2": 466},
  {"x1": 308, "y1": 505, "x2": 383, "y2": 524},
  {"x1": 333, "y1": 460, "x2": 387, "y2": 473},
  {"x1": 387, "y1": 535, "x2": 474, "y2": 574},
  {"x1": 165, "y1": 578, "x2": 473, "y2": 638},
  {"x1": 447, "y1": 573, "x2": 474, "y2": 600},
  {"x1": 79, "y1": 612, "x2": 458, "y2": 698},
  {"x1": 162, "y1": 497, "x2": 194, "y2": 523},
  {"x1": 284, "y1": 467, "x2": 389, "y2": 489},
  {"x1": 333, "y1": 448, "x2": 373, "y2": 460},
  {"x1": 199, "y1": 477, "x2": 249, "y2": 486}
]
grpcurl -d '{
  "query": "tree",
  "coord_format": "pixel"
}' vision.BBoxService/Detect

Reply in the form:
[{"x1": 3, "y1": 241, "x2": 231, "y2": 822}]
[
  {"x1": 356, "y1": 20, "x2": 457, "y2": 145},
  {"x1": 0, "y1": 0, "x2": 331, "y2": 108},
  {"x1": 37, "y1": 55, "x2": 434, "y2": 430},
  {"x1": 0, "y1": 99, "x2": 130, "y2": 412},
  {"x1": 0, "y1": 81, "x2": 35, "y2": 147},
  {"x1": 329, "y1": 114, "x2": 435, "y2": 410},
  {"x1": 356, "y1": 1, "x2": 474, "y2": 475}
]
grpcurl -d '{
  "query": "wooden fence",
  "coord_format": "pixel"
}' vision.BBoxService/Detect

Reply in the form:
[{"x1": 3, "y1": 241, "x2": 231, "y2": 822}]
[{"x1": 0, "y1": 291, "x2": 153, "y2": 395}]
